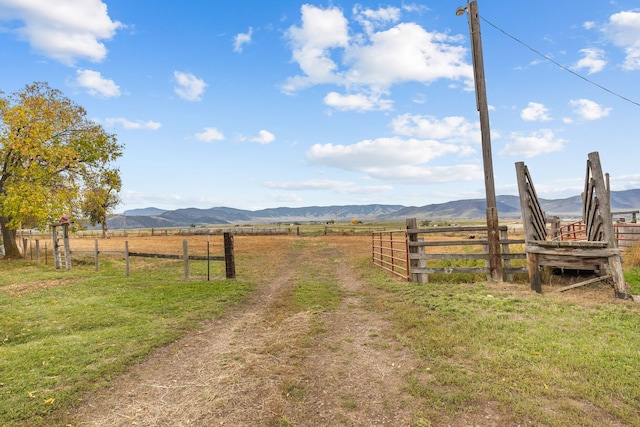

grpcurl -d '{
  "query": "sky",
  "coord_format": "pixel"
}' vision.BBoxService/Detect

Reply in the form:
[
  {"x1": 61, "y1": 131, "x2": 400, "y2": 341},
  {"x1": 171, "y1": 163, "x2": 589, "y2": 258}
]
[{"x1": 1, "y1": 0, "x2": 639, "y2": 213}]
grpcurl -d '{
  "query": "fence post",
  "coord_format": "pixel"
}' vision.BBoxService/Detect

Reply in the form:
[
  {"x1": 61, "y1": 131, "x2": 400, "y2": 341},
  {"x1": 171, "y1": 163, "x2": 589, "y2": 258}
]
[
  {"x1": 125, "y1": 241, "x2": 130, "y2": 276},
  {"x1": 483, "y1": 241, "x2": 491, "y2": 281},
  {"x1": 407, "y1": 218, "x2": 427, "y2": 283},
  {"x1": 35, "y1": 240, "x2": 40, "y2": 263},
  {"x1": 416, "y1": 237, "x2": 427, "y2": 283},
  {"x1": 183, "y1": 239, "x2": 189, "y2": 279},
  {"x1": 94, "y1": 239, "x2": 99, "y2": 272},
  {"x1": 224, "y1": 232, "x2": 236, "y2": 279}
]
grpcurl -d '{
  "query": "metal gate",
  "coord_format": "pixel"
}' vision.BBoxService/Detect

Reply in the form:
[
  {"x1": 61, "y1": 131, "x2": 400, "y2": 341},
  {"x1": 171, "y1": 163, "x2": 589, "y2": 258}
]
[{"x1": 371, "y1": 230, "x2": 410, "y2": 280}]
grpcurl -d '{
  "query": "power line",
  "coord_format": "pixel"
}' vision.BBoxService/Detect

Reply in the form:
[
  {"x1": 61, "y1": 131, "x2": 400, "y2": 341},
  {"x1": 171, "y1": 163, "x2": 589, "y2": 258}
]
[{"x1": 480, "y1": 16, "x2": 640, "y2": 109}]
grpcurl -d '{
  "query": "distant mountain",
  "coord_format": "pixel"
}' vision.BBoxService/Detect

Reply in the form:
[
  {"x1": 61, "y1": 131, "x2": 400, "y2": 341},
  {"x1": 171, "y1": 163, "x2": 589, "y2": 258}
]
[
  {"x1": 250, "y1": 204, "x2": 404, "y2": 222},
  {"x1": 124, "y1": 207, "x2": 167, "y2": 216},
  {"x1": 104, "y1": 190, "x2": 640, "y2": 229}
]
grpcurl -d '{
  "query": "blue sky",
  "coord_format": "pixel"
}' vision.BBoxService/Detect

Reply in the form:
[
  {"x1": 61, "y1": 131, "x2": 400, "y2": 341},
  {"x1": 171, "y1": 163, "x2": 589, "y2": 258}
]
[{"x1": 1, "y1": 1, "x2": 639, "y2": 213}]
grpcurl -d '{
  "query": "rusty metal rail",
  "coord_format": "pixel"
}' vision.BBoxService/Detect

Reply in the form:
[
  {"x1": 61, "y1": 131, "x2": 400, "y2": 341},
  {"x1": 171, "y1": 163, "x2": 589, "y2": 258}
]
[
  {"x1": 557, "y1": 220, "x2": 640, "y2": 248},
  {"x1": 371, "y1": 230, "x2": 410, "y2": 280}
]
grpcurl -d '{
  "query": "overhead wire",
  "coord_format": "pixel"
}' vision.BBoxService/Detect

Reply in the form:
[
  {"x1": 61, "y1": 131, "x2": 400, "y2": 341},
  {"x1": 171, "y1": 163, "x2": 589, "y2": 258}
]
[{"x1": 480, "y1": 16, "x2": 640, "y2": 109}]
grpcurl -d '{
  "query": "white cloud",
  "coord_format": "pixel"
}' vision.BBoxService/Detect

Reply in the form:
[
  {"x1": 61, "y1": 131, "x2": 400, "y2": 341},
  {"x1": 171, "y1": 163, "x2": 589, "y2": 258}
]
[
  {"x1": 353, "y1": 5, "x2": 401, "y2": 36},
  {"x1": 520, "y1": 102, "x2": 552, "y2": 122},
  {"x1": 237, "y1": 130, "x2": 276, "y2": 144},
  {"x1": 233, "y1": 27, "x2": 252, "y2": 53},
  {"x1": 75, "y1": 69, "x2": 120, "y2": 97},
  {"x1": 282, "y1": 5, "x2": 472, "y2": 95},
  {"x1": 366, "y1": 164, "x2": 482, "y2": 184},
  {"x1": 604, "y1": 10, "x2": 640, "y2": 70},
  {"x1": 569, "y1": 98, "x2": 611, "y2": 120},
  {"x1": 499, "y1": 129, "x2": 566, "y2": 158},
  {"x1": 391, "y1": 114, "x2": 480, "y2": 144},
  {"x1": 0, "y1": 0, "x2": 122, "y2": 65},
  {"x1": 250, "y1": 130, "x2": 276, "y2": 144},
  {"x1": 307, "y1": 137, "x2": 462, "y2": 171},
  {"x1": 282, "y1": 4, "x2": 349, "y2": 92},
  {"x1": 573, "y1": 48, "x2": 607, "y2": 74},
  {"x1": 173, "y1": 71, "x2": 207, "y2": 101},
  {"x1": 194, "y1": 127, "x2": 224, "y2": 142},
  {"x1": 323, "y1": 91, "x2": 393, "y2": 111},
  {"x1": 105, "y1": 117, "x2": 161, "y2": 130},
  {"x1": 343, "y1": 23, "x2": 470, "y2": 88},
  {"x1": 271, "y1": 193, "x2": 304, "y2": 203},
  {"x1": 265, "y1": 179, "x2": 356, "y2": 191}
]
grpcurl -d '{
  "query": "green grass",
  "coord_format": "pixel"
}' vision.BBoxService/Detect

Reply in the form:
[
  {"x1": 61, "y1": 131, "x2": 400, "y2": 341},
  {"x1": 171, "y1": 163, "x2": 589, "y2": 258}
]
[
  {"x1": 0, "y1": 258, "x2": 252, "y2": 426},
  {"x1": 6, "y1": 235, "x2": 640, "y2": 426},
  {"x1": 291, "y1": 247, "x2": 342, "y2": 313},
  {"x1": 356, "y1": 256, "x2": 640, "y2": 426},
  {"x1": 623, "y1": 267, "x2": 640, "y2": 294}
]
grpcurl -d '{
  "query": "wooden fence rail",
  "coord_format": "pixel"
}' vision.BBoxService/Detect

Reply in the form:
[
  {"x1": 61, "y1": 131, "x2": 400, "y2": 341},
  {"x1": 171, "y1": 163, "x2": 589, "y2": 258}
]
[{"x1": 372, "y1": 219, "x2": 527, "y2": 283}]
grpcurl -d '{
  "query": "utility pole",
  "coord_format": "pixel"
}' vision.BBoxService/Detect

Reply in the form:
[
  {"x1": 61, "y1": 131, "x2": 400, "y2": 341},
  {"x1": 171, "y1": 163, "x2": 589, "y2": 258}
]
[{"x1": 458, "y1": 0, "x2": 503, "y2": 281}]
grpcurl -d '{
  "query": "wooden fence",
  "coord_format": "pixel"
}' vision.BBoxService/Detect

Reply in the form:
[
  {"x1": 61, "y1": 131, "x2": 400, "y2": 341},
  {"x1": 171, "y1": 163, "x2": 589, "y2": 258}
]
[
  {"x1": 372, "y1": 218, "x2": 527, "y2": 283},
  {"x1": 25, "y1": 233, "x2": 236, "y2": 280}
]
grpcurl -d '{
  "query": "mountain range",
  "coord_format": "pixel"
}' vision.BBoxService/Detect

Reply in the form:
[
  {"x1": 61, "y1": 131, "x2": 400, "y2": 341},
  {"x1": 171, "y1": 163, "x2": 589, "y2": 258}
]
[{"x1": 104, "y1": 189, "x2": 640, "y2": 229}]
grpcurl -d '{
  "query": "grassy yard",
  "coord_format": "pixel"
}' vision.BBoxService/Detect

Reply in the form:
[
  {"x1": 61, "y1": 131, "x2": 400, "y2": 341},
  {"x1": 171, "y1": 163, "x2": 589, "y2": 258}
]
[
  {"x1": 356, "y1": 257, "x2": 640, "y2": 426},
  {"x1": 0, "y1": 257, "x2": 253, "y2": 426}
]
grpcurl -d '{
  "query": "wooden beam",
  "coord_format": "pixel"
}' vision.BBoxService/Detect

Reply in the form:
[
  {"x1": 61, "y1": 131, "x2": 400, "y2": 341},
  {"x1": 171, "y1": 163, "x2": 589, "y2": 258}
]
[{"x1": 557, "y1": 275, "x2": 611, "y2": 292}]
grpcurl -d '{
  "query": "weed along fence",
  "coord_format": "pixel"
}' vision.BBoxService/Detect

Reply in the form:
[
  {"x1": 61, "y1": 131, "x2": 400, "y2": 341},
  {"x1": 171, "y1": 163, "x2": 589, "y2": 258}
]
[
  {"x1": 372, "y1": 218, "x2": 527, "y2": 283},
  {"x1": 39, "y1": 229, "x2": 236, "y2": 279}
]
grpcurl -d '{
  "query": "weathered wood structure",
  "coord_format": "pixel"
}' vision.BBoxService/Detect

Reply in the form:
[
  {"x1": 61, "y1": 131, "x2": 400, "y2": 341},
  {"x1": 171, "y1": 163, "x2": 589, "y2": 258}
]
[
  {"x1": 515, "y1": 151, "x2": 628, "y2": 299},
  {"x1": 51, "y1": 221, "x2": 71, "y2": 270},
  {"x1": 371, "y1": 218, "x2": 527, "y2": 283}
]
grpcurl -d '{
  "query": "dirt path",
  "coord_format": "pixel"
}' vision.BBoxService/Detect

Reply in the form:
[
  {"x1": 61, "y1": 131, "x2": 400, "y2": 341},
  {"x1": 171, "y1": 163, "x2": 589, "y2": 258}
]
[{"x1": 68, "y1": 237, "x2": 422, "y2": 426}]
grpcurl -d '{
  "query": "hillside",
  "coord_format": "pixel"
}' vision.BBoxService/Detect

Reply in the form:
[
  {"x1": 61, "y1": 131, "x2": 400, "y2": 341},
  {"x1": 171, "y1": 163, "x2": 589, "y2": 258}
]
[{"x1": 104, "y1": 189, "x2": 640, "y2": 229}]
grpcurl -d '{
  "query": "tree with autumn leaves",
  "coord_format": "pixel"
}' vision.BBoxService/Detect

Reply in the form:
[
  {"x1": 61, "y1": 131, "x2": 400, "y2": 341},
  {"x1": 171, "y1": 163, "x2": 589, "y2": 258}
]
[
  {"x1": 82, "y1": 169, "x2": 122, "y2": 239},
  {"x1": 0, "y1": 82, "x2": 123, "y2": 259}
]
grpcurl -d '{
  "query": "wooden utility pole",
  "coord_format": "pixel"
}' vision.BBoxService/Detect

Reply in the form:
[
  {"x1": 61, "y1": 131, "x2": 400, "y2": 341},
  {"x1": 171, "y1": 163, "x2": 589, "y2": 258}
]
[{"x1": 463, "y1": 0, "x2": 502, "y2": 281}]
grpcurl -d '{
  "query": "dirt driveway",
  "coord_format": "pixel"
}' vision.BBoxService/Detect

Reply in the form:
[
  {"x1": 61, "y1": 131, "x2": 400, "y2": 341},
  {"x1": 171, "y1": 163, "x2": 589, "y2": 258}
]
[{"x1": 67, "y1": 236, "x2": 424, "y2": 426}]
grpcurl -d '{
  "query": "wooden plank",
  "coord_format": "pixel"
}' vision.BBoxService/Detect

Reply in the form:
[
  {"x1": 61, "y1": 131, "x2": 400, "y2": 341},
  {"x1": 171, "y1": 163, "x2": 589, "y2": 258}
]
[
  {"x1": 516, "y1": 162, "x2": 546, "y2": 242},
  {"x1": 501, "y1": 253, "x2": 527, "y2": 260},
  {"x1": 500, "y1": 239, "x2": 525, "y2": 245},
  {"x1": 406, "y1": 225, "x2": 505, "y2": 234},
  {"x1": 528, "y1": 192, "x2": 547, "y2": 238},
  {"x1": 410, "y1": 253, "x2": 489, "y2": 260},
  {"x1": 535, "y1": 240, "x2": 608, "y2": 249},
  {"x1": 528, "y1": 252, "x2": 542, "y2": 293},
  {"x1": 411, "y1": 267, "x2": 489, "y2": 275},
  {"x1": 525, "y1": 245, "x2": 620, "y2": 257},
  {"x1": 409, "y1": 240, "x2": 489, "y2": 247},
  {"x1": 557, "y1": 275, "x2": 611, "y2": 292}
]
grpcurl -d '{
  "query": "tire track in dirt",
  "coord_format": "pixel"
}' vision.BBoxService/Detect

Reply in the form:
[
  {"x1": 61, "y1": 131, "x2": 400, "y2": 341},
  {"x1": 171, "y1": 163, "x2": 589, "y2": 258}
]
[{"x1": 68, "y1": 238, "x2": 422, "y2": 426}]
